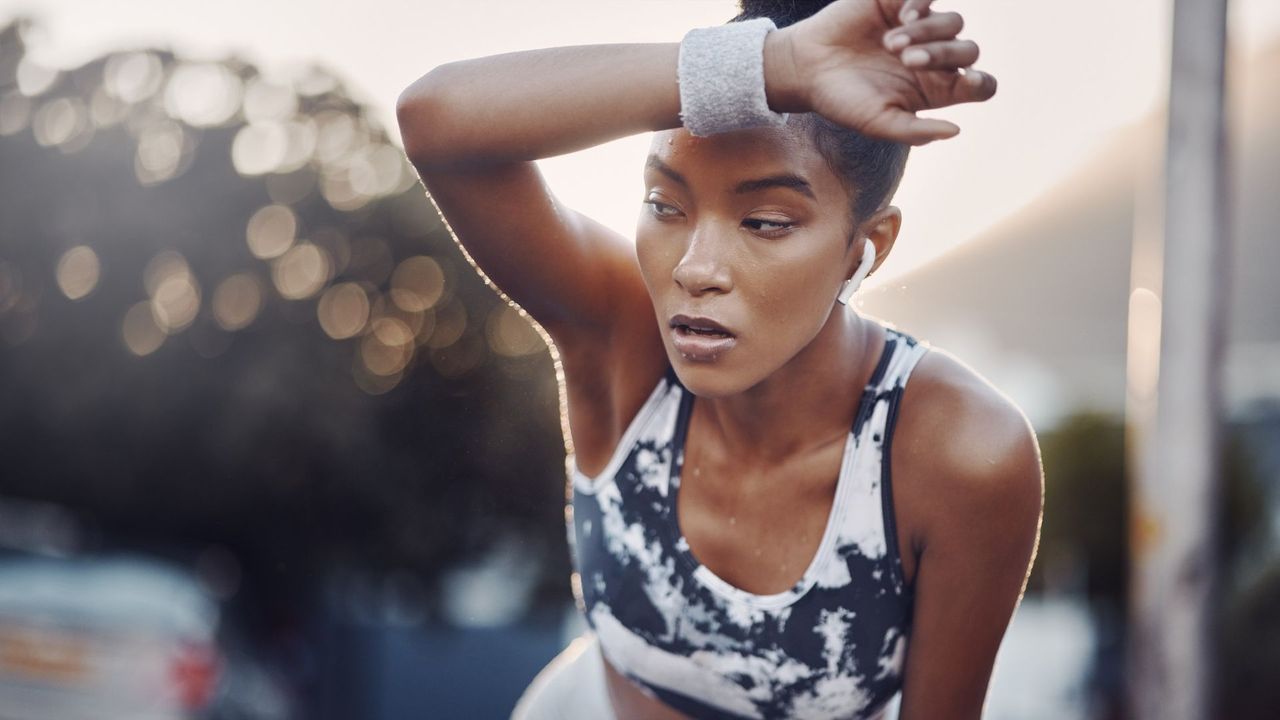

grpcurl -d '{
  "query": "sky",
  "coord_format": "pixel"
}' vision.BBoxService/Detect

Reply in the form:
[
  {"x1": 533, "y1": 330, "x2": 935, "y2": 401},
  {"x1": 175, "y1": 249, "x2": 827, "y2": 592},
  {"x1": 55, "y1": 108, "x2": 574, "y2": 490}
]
[{"x1": 4, "y1": 0, "x2": 1279, "y2": 285}]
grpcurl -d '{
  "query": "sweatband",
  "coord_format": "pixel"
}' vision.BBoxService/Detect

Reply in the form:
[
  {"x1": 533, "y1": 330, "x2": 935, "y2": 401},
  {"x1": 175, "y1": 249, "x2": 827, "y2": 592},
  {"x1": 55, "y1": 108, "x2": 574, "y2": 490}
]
[{"x1": 677, "y1": 17, "x2": 791, "y2": 137}]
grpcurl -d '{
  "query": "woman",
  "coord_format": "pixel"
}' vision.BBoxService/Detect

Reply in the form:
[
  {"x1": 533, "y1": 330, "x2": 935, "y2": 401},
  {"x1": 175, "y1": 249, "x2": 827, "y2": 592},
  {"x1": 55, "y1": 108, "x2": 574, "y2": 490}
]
[{"x1": 396, "y1": 0, "x2": 1043, "y2": 717}]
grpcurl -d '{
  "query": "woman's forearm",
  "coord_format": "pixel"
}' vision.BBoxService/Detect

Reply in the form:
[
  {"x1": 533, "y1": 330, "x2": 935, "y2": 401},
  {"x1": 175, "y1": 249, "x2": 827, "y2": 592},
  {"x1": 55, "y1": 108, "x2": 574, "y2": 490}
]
[
  {"x1": 396, "y1": 0, "x2": 995, "y2": 170},
  {"x1": 396, "y1": 43, "x2": 681, "y2": 169},
  {"x1": 395, "y1": 36, "x2": 804, "y2": 170}
]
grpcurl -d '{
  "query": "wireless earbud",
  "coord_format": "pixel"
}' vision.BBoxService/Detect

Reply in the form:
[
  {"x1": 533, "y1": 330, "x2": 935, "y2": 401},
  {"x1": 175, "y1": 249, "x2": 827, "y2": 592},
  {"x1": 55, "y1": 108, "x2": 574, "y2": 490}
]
[{"x1": 835, "y1": 238, "x2": 876, "y2": 305}]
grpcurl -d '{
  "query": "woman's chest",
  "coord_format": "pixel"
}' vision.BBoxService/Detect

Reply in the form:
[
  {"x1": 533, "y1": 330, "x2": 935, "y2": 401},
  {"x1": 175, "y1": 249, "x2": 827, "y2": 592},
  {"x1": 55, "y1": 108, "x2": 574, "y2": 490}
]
[
  {"x1": 569, "y1": 410, "x2": 917, "y2": 720},
  {"x1": 676, "y1": 443, "x2": 849, "y2": 596},
  {"x1": 676, "y1": 428, "x2": 920, "y2": 596}
]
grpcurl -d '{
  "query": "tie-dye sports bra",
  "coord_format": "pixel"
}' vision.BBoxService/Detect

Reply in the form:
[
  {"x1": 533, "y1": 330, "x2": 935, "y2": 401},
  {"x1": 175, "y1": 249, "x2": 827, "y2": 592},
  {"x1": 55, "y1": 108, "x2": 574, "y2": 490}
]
[{"x1": 566, "y1": 324, "x2": 930, "y2": 719}]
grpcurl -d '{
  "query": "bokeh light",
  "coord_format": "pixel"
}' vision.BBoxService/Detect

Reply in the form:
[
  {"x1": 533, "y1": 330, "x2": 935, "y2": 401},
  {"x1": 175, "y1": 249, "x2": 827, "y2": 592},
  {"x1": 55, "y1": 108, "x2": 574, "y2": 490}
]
[
  {"x1": 211, "y1": 273, "x2": 265, "y2": 331},
  {"x1": 271, "y1": 242, "x2": 331, "y2": 300},
  {"x1": 122, "y1": 300, "x2": 165, "y2": 356},
  {"x1": 389, "y1": 255, "x2": 444, "y2": 313},
  {"x1": 276, "y1": 117, "x2": 317, "y2": 175},
  {"x1": 347, "y1": 144, "x2": 404, "y2": 197},
  {"x1": 241, "y1": 77, "x2": 297, "y2": 123},
  {"x1": 133, "y1": 118, "x2": 191, "y2": 185},
  {"x1": 360, "y1": 317, "x2": 414, "y2": 377},
  {"x1": 163, "y1": 62, "x2": 242, "y2": 128},
  {"x1": 102, "y1": 51, "x2": 162, "y2": 104},
  {"x1": 1127, "y1": 287, "x2": 1163, "y2": 402},
  {"x1": 352, "y1": 363, "x2": 402, "y2": 396},
  {"x1": 317, "y1": 282, "x2": 370, "y2": 340},
  {"x1": 143, "y1": 251, "x2": 201, "y2": 333},
  {"x1": 290, "y1": 64, "x2": 338, "y2": 97},
  {"x1": 55, "y1": 246, "x2": 101, "y2": 301},
  {"x1": 102, "y1": 52, "x2": 163, "y2": 105},
  {"x1": 151, "y1": 270, "x2": 201, "y2": 334},
  {"x1": 32, "y1": 96, "x2": 91, "y2": 152},
  {"x1": 320, "y1": 163, "x2": 369, "y2": 212},
  {"x1": 231, "y1": 121, "x2": 289, "y2": 176},
  {"x1": 424, "y1": 297, "x2": 466, "y2": 350},
  {"x1": 143, "y1": 251, "x2": 190, "y2": 297},
  {"x1": 312, "y1": 110, "x2": 359, "y2": 165},
  {"x1": 369, "y1": 294, "x2": 428, "y2": 341},
  {"x1": 245, "y1": 204, "x2": 298, "y2": 260},
  {"x1": 88, "y1": 85, "x2": 128, "y2": 128},
  {"x1": 15, "y1": 56, "x2": 57, "y2": 96}
]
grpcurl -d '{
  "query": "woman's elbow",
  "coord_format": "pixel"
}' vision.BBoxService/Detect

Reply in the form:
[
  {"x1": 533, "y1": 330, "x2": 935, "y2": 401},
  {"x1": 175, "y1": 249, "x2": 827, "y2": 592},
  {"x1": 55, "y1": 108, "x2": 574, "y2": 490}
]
[{"x1": 395, "y1": 65, "x2": 457, "y2": 165}]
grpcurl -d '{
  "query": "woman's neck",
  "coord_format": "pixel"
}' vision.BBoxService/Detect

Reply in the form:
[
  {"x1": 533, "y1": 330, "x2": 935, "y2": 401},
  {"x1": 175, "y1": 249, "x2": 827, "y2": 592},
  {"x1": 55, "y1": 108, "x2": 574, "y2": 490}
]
[{"x1": 695, "y1": 310, "x2": 883, "y2": 469}]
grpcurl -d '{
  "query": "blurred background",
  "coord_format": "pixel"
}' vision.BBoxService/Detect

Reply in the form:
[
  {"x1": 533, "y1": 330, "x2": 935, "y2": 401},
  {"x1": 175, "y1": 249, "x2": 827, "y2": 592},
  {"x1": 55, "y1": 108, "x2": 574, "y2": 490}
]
[{"x1": 0, "y1": 0, "x2": 1276, "y2": 718}]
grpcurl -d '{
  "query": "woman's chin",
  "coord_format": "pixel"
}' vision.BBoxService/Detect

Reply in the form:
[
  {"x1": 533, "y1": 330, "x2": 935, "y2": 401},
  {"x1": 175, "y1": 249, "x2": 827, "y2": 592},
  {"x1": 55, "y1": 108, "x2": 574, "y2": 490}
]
[{"x1": 668, "y1": 357, "x2": 749, "y2": 399}]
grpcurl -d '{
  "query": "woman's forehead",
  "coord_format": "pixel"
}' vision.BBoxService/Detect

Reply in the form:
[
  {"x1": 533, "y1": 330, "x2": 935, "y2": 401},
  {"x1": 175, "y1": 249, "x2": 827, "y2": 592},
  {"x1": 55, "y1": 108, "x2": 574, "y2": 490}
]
[{"x1": 646, "y1": 126, "x2": 834, "y2": 192}]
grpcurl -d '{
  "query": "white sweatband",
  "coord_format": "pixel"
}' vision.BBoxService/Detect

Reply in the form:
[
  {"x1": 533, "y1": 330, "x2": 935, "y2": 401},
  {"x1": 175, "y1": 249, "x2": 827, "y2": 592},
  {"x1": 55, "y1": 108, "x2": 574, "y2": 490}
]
[{"x1": 677, "y1": 17, "x2": 790, "y2": 137}]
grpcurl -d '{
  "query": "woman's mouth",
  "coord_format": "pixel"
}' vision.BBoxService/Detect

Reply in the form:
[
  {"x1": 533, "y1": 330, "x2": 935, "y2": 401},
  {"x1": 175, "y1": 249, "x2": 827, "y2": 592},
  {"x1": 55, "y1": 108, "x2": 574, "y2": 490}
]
[{"x1": 669, "y1": 315, "x2": 736, "y2": 362}]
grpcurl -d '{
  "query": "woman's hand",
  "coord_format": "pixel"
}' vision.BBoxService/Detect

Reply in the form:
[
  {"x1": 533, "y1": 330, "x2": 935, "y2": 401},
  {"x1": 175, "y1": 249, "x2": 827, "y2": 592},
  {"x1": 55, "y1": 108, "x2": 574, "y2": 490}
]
[{"x1": 767, "y1": 0, "x2": 997, "y2": 145}]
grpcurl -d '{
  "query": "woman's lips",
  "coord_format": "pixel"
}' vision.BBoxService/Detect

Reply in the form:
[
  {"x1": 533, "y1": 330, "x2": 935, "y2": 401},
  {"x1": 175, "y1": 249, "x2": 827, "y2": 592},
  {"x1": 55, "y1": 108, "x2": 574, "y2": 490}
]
[
  {"x1": 671, "y1": 325, "x2": 737, "y2": 362},
  {"x1": 668, "y1": 314, "x2": 735, "y2": 362},
  {"x1": 669, "y1": 313, "x2": 732, "y2": 336}
]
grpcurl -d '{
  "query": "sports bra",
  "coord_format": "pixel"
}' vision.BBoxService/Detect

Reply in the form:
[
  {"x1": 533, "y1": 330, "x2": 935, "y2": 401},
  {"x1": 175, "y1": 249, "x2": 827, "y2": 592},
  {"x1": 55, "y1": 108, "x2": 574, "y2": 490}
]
[{"x1": 566, "y1": 324, "x2": 930, "y2": 719}]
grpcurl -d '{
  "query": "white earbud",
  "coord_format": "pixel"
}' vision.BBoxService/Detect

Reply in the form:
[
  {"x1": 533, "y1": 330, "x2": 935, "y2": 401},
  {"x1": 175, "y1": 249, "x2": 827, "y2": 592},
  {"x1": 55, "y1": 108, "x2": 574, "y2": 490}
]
[{"x1": 836, "y1": 238, "x2": 876, "y2": 306}]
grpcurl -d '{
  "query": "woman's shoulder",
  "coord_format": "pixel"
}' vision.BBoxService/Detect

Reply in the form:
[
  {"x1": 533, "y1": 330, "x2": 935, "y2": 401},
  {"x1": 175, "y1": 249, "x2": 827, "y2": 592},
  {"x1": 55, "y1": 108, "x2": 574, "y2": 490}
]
[
  {"x1": 899, "y1": 342, "x2": 1038, "y2": 461},
  {"x1": 891, "y1": 340, "x2": 1044, "y2": 550}
]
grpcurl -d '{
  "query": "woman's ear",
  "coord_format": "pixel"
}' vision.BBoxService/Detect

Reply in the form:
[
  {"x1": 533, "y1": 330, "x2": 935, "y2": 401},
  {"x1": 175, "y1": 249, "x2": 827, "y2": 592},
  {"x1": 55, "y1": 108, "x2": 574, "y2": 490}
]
[
  {"x1": 837, "y1": 238, "x2": 878, "y2": 304},
  {"x1": 850, "y1": 205, "x2": 902, "y2": 278}
]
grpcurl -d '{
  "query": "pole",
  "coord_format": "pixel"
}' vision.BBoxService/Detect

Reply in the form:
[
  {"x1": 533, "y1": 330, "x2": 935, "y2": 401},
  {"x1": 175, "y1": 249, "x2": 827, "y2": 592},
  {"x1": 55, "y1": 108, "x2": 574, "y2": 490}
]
[{"x1": 1127, "y1": 0, "x2": 1231, "y2": 717}]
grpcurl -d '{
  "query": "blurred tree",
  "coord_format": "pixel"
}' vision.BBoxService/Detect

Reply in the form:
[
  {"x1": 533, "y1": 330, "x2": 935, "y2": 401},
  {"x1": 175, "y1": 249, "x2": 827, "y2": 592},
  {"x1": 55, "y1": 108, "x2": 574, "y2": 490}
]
[
  {"x1": 1029, "y1": 409, "x2": 1271, "y2": 717},
  {"x1": 0, "y1": 17, "x2": 574, "y2": 626},
  {"x1": 1034, "y1": 412, "x2": 1129, "y2": 601},
  {"x1": 1218, "y1": 559, "x2": 1280, "y2": 720},
  {"x1": 1029, "y1": 412, "x2": 1264, "y2": 605}
]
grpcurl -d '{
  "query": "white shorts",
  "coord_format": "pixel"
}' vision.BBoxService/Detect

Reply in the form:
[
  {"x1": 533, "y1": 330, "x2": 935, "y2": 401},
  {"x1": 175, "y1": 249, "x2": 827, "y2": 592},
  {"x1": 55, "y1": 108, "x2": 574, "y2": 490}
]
[{"x1": 511, "y1": 632, "x2": 617, "y2": 720}]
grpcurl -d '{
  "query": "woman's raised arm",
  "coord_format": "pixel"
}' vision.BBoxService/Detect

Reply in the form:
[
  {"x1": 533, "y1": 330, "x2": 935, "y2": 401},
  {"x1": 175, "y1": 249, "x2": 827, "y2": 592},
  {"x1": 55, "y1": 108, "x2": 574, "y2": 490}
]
[
  {"x1": 393, "y1": 0, "x2": 991, "y2": 340},
  {"x1": 396, "y1": 44, "x2": 688, "y2": 172},
  {"x1": 394, "y1": 43, "x2": 694, "y2": 341}
]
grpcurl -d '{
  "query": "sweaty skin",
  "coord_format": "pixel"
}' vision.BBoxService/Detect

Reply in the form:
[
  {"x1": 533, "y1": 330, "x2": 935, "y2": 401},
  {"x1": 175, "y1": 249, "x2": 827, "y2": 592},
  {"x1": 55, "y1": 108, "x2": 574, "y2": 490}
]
[
  {"x1": 592, "y1": 125, "x2": 1041, "y2": 720},
  {"x1": 396, "y1": 1, "x2": 1038, "y2": 717}
]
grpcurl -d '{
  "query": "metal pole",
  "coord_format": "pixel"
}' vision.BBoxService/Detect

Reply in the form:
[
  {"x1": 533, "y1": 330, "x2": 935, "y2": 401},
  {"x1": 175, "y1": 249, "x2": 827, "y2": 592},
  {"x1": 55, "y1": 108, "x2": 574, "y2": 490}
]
[{"x1": 1127, "y1": 0, "x2": 1231, "y2": 717}]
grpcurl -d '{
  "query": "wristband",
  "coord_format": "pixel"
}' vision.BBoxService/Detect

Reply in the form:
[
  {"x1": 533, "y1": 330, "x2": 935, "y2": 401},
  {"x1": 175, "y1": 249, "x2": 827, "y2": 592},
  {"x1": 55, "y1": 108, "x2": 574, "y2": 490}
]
[{"x1": 677, "y1": 17, "x2": 790, "y2": 137}]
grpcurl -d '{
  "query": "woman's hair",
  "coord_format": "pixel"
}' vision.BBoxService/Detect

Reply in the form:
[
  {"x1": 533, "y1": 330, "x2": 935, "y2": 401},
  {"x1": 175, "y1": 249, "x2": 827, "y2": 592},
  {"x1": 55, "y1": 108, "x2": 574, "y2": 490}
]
[{"x1": 730, "y1": 0, "x2": 910, "y2": 242}]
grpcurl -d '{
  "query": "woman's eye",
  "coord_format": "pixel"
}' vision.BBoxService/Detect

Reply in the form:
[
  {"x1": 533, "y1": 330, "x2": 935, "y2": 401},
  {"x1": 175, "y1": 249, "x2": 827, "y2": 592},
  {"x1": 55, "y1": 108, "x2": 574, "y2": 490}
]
[
  {"x1": 744, "y1": 217, "x2": 793, "y2": 234},
  {"x1": 644, "y1": 200, "x2": 680, "y2": 217}
]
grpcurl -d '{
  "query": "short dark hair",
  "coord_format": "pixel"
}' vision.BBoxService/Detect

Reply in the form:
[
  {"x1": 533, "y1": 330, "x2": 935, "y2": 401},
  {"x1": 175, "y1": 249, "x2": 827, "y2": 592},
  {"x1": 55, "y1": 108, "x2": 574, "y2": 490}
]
[{"x1": 730, "y1": 0, "x2": 910, "y2": 241}]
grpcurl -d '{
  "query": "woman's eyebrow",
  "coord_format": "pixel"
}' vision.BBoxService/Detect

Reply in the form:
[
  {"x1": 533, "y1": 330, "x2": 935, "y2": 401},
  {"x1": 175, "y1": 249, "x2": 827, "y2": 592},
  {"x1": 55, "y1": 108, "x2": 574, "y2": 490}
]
[
  {"x1": 645, "y1": 154, "x2": 687, "y2": 186},
  {"x1": 733, "y1": 174, "x2": 816, "y2": 201},
  {"x1": 644, "y1": 154, "x2": 815, "y2": 201}
]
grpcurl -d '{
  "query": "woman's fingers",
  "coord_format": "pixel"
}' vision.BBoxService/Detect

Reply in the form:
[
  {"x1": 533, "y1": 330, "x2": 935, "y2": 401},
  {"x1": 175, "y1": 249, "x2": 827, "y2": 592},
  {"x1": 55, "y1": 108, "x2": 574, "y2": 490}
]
[
  {"x1": 900, "y1": 39, "x2": 980, "y2": 70},
  {"x1": 884, "y1": 11, "x2": 963, "y2": 51},
  {"x1": 874, "y1": 109, "x2": 960, "y2": 146},
  {"x1": 952, "y1": 67, "x2": 998, "y2": 103},
  {"x1": 897, "y1": 0, "x2": 937, "y2": 25}
]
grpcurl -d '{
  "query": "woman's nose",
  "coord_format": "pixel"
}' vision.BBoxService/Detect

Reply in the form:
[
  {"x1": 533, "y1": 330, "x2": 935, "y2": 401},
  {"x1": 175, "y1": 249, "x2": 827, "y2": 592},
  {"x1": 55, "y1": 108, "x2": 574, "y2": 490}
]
[{"x1": 672, "y1": 227, "x2": 732, "y2": 295}]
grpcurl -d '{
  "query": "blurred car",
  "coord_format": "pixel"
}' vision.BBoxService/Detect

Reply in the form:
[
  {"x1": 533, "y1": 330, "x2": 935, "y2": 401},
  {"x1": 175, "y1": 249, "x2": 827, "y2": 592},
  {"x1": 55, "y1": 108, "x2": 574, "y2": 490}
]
[{"x1": 0, "y1": 552, "x2": 289, "y2": 720}]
